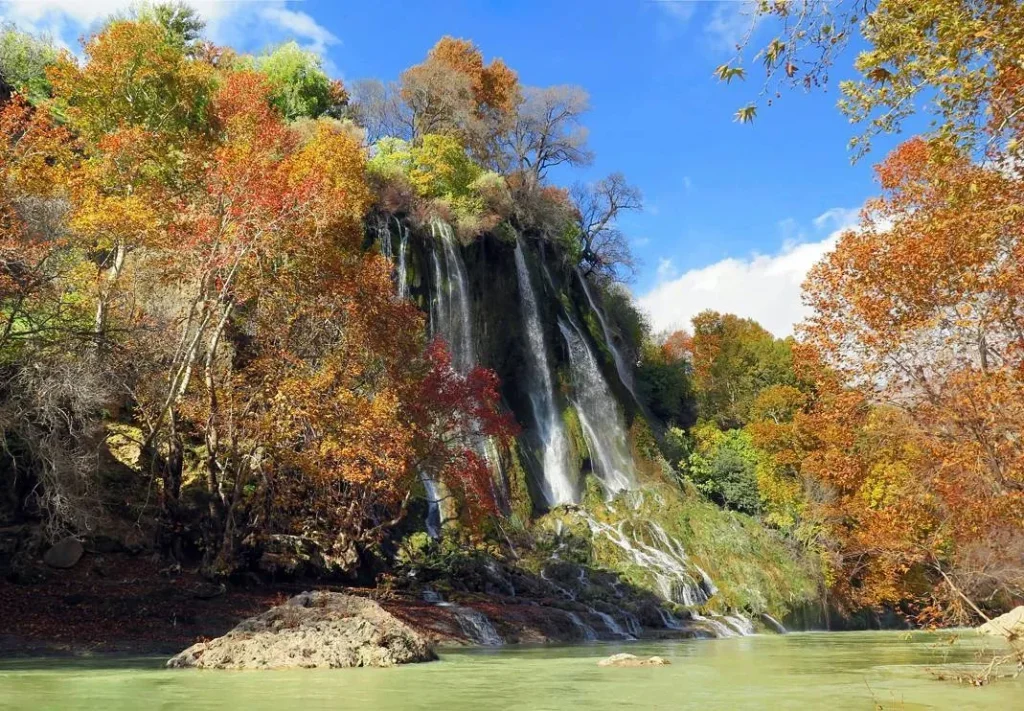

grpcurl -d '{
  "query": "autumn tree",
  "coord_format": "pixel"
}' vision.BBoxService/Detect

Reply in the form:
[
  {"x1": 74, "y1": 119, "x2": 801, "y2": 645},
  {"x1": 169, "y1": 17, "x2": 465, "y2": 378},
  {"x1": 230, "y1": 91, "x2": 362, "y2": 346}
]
[
  {"x1": 669, "y1": 311, "x2": 797, "y2": 429},
  {"x1": 0, "y1": 24, "x2": 58, "y2": 103},
  {"x1": 800, "y1": 138, "x2": 1024, "y2": 619},
  {"x1": 723, "y1": 0, "x2": 1024, "y2": 158},
  {"x1": 246, "y1": 41, "x2": 348, "y2": 120}
]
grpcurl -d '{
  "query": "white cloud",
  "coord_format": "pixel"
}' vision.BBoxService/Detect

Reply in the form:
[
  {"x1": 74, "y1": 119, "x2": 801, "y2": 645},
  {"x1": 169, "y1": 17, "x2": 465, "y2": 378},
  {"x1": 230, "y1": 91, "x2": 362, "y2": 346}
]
[
  {"x1": 637, "y1": 207, "x2": 861, "y2": 337},
  {"x1": 704, "y1": 0, "x2": 761, "y2": 53},
  {"x1": 656, "y1": 258, "x2": 678, "y2": 281},
  {"x1": 654, "y1": 0, "x2": 697, "y2": 24},
  {"x1": 259, "y1": 7, "x2": 338, "y2": 56},
  {"x1": 813, "y1": 206, "x2": 861, "y2": 230},
  {"x1": 0, "y1": 1, "x2": 339, "y2": 60}
]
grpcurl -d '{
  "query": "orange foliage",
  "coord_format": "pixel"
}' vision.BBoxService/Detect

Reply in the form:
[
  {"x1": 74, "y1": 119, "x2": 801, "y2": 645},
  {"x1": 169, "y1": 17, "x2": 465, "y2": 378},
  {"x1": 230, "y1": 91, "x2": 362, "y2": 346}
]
[{"x1": 798, "y1": 139, "x2": 1024, "y2": 620}]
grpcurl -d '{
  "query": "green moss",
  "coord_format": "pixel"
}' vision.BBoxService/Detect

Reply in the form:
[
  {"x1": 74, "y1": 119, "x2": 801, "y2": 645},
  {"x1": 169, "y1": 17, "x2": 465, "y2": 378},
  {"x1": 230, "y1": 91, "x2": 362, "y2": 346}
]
[
  {"x1": 561, "y1": 403, "x2": 588, "y2": 472},
  {"x1": 505, "y1": 439, "x2": 535, "y2": 521}
]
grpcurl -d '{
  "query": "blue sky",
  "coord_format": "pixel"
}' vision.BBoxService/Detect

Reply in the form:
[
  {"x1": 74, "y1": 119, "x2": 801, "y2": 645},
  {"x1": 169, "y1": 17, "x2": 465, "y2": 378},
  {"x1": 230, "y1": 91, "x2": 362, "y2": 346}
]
[{"x1": 1, "y1": 0, "x2": 910, "y2": 335}]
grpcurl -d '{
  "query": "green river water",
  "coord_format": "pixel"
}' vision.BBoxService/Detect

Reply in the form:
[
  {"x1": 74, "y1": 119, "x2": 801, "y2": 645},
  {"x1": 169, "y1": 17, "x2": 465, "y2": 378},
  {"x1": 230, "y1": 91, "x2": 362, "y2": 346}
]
[{"x1": 0, "y1": 631, "x2": 1020, "y2": 710}]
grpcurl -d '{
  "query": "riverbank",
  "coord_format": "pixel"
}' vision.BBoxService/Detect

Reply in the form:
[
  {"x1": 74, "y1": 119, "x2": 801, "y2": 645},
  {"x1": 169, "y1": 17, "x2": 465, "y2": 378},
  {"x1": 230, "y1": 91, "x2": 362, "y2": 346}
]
[{"x1": 0, "y1": 549, "x2": 758, "y2": 659}]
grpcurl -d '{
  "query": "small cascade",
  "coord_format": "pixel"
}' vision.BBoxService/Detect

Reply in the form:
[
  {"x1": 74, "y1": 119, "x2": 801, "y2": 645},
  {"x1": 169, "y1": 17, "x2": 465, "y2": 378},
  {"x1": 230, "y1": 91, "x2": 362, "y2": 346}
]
[
  {"x1": 558, "y1": 318, "x2": 635, "y2": 496},
  {"x1": 622, "y1": 610, "x2": 643, "y2": 638},
  {"x1": 576, "y1": 269, "x2": 640, "y2": 404},
  {"x1": 513, "y1": 237, "x2": 576, "y2": 506},
  {"x1": 420, "y1": 472, "x2": 443, "y2": 539},
  {"x1": 565, "y1": 611, "x2": 598, "y2": 642},
  {"x1": 723, "y1": 614, "x2": 755, "y2": 636},
  {"x1": 394, "y1": 216, "x2": 409, "y2": 299},
  {"x1": 450, "y1": 605, "x2": 504, "y2": 646},
  {"x1": 656, "y1": 608, "x2": 686, "y2": 630},
  {"x1": 761, "y1": 612, "x2": 787, "y2": 634},
  {"x1": 691, "y1": 612, "x2": 739, "y2": 638},
  {"x1": 590, "y1": 609, "x2": 634, "y2": 640},
  {"x1": 581, "y1": 513, "x2": 713, "y2": 607}
]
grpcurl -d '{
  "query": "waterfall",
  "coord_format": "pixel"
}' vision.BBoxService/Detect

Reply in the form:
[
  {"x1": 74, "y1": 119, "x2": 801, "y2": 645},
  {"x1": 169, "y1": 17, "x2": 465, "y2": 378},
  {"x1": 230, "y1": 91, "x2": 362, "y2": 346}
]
[
  {"x1": 761, "y1": 612, "x2": 787, "y2": 634},
  {"x1": 557, "y1": 318, "x2": 634, "y2": 496},
  {"x1": 449, "y1": 605, "x2": 504, "y2": 646},
  {"x1": 426, "y1": 220, "x2": 509, "y2": 517},
  {"x1": 656, "y1": 608, "x2": 686, "y2": 630},
  {"x1": 513, "y1": 237, "x2": 576, "y2": 506},
  {"x1": 577, "y1": 269, "x2": 639, "y2": 403},
  {"x1": 691, "y1": 613, "x2": 739, "y2": 638},
  {"x1": 394, "y1": 216, "x2": 409, "y2": 299},
  {"x1": 723, "y1": 614, "x2": 755, "y2": 636},
  {"x1": 565, "y1": 611, "x2": 598, "y2": 642},
  {"x1": 581, "y1": 513, "x2": 713, "y2": 607},
  {"x1": 431, "y1": 220, "x2": 475, "y2": 372},
  {"x1": 590, "y1": 609, "x2": 634, "y2": 640},
  {"x1": 420, "y1": 472, "x2": 442, "y2": 539}
]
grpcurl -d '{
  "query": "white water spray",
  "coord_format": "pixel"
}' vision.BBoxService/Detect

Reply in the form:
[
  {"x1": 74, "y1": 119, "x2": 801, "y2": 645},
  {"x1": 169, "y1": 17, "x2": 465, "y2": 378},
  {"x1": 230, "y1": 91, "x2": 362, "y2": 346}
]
[{"x1": 513, "y1": 237, "x2": 576, "y2": 506}]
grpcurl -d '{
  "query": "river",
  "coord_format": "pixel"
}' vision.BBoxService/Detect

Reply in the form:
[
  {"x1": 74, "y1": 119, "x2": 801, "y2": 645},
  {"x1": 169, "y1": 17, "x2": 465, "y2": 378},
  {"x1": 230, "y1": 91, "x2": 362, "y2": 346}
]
[{"x1": 0, "y1": 631, "x2": 1019, "y2": 710}]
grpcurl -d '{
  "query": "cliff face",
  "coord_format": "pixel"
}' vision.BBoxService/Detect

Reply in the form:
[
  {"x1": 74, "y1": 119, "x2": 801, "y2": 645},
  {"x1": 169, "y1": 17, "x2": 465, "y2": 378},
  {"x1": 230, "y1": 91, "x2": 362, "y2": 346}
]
[
  {"x1": 379, "y1": 216, "x2": 642, "y2": 514},
  {"x1": 374, "y1": 215, "x2": 822, "y2": 628}
]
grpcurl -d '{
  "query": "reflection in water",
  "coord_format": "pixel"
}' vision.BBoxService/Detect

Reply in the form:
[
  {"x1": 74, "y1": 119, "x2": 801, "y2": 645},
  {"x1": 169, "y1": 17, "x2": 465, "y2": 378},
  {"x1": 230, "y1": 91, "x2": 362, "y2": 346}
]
[{"x1": 0, "y1": 632, "x2": 1020, "y2": 710}]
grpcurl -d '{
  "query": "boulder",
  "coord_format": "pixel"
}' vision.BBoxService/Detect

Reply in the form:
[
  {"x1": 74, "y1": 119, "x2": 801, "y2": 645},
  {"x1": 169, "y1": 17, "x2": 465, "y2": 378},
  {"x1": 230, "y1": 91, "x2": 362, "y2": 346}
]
[
  {"x1": 43, "y1": 537, "x2": 84, "y2": 569},
  {"x1": 597, "y1": 653, "x2": 671, "y2": 668},
  {"x1": 167, "y1": 591, "x2": 437, "y2": 669},
  {"x1": 978, "y1": 606, "x2": 1024, "y2": 640}
]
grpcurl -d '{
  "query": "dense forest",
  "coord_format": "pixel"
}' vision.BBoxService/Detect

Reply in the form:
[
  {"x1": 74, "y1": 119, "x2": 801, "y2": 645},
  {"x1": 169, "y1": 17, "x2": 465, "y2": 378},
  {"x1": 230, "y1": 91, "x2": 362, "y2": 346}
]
[{"x1": 0, "y1": 0, "x2": 1021, "y2": 648}]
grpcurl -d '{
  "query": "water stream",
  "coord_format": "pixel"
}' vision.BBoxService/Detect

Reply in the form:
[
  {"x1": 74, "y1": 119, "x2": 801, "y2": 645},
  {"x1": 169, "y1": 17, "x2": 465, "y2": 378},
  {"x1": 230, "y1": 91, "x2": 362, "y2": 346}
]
[
  {"x1": 513, "y1": 237, "x2": 576, "y2": 506},
  {"x1": 557, "y1": 318, "x2": 635, "y2": 496},
  {"x1": 576, "y1": 269, "x2": 640, "y2": 404}
]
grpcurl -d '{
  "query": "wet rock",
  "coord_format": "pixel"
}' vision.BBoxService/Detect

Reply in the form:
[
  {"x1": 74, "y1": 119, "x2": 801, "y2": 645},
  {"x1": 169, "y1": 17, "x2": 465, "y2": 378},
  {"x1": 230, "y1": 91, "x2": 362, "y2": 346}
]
[
  {"x1": 597, "y1": 653, "x2": 671, "y2": 668},
  {"x1": 978, "y1": 606, "x2": 1024, "y2": 640},
  {"x1": 760, "y1": 612, "x2": 788, "y2": 634},
  {"x1": 167, "y1": 591, "x2": 437, "y2": 669},
  {"x1": 43, "y1": 537, "x2": 84, "y2": 569}
]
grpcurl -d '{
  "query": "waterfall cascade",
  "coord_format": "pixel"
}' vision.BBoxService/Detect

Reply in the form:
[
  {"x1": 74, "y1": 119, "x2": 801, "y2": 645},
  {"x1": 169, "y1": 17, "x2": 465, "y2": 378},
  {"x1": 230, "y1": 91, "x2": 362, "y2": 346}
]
[
  {"x1": 431, "y1": 220, "x2": 475, "y2": 372},
  {"x1": 590, "y1": 609, "x2": 634, "y2": 640},
  {"x1": 565, "y1": 611, "x2": 598, "y2": 642},
  {"x1": 513, "y1": 238, "x2": 576, "y2": 506},
  {"x1": 394, "y1": 216, "x2": 409, "y2": 299},
  {"x1": 420, "y1": 472, "x2": 443, "y2": 539},
  {"x1": 558, "y1": 318, "x2": 635, "y2": 496},
  {"x1": 577, "y1": 269, "x2": 640, "y2": 404},
  {"x1": 445, "y1": 604, "x2": 504, "y2": 646},
  {"x1": 582, "y1": 513, "x2": 713, "y2": 607}
]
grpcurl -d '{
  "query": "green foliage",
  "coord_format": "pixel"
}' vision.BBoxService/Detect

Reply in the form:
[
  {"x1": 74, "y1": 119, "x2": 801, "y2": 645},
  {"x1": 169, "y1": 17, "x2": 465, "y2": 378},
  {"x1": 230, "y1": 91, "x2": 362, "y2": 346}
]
[
  {"x1": 0, "y1": 24, "x2": 58, "y2": 103},
  {"x1": 686, "y1": 423, "x2": 761, "y2": 515},
  {"x1": 248, "y1": 42, "x2": 340, "y2": 120},
  {"x1": 691, "y1": 310, "x2": 797, "y2": 428},
  {"x1": 133, "y1": 2, "x2": 205, "y2": 52},
  {"x1": 637, "y1": 341, "x2": 696, "y2": 427},
  {"x1": 409, "y1": 133, "x2": 482, "y2": 201}
]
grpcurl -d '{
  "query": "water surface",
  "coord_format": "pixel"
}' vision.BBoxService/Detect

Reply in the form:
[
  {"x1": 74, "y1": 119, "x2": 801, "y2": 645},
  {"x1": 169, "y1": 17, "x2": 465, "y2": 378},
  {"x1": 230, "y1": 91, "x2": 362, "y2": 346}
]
[{"x1": 1, "y1": 631, "x2": 1019, "y2": 710}]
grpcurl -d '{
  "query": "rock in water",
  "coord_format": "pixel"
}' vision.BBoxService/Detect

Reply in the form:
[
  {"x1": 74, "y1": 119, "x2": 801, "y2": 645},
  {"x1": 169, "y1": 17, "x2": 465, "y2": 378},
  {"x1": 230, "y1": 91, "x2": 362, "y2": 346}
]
[
  {"x1": 167, "y1": 591, "x2": 437, "y2": 669},
  {"x1": 977, "y1": 606, "x2": 1024, "y2": 640},
  {"x1": 43, "y1": 538, "x2": 84, "y2": 569},
  {"x1": 597, "y1": 653, "x2": 671, "y2": 668}
]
